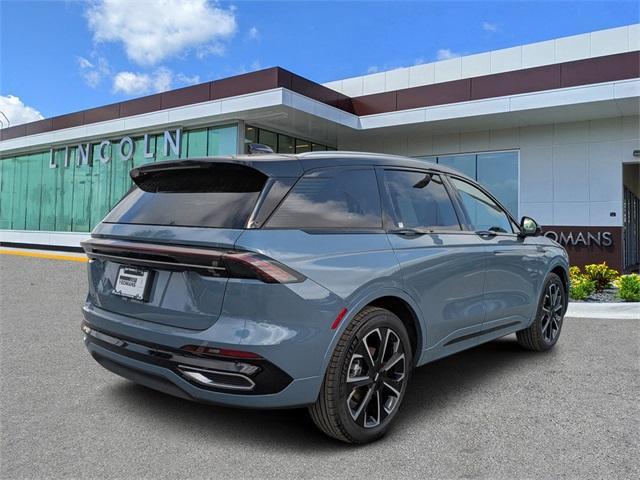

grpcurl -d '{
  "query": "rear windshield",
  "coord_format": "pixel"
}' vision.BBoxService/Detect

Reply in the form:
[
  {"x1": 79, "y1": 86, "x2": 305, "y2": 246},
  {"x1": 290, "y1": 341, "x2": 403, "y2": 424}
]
[{"x1": 104, "y1": 164, "x2": 267, "y2": 229}]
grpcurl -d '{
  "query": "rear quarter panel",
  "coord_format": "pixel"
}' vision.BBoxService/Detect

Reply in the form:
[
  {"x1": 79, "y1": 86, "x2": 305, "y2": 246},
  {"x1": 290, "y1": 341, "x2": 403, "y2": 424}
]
[{"x1": 233, "y1": 230, "x2": 409, "y2": 376}]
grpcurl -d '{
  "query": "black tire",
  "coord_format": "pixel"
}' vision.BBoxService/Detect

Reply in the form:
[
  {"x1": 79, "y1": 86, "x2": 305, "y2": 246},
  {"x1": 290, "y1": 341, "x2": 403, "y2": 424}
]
[
  {"x1": 517, "y1": 273, "x2": 566, "y2": 351},
  {"x1": 308, "y1": 306, "x2": 413, "y2": 444}
]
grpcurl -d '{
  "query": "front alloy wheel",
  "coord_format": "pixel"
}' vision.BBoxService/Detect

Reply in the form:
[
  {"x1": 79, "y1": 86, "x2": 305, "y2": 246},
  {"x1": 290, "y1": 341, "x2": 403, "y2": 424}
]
[
  {"x1": 309, "y1": 307, "x2": 413, "y2": 444},
  {"x1": 540, "y1": 282, "x2": 563, "y2": 343},
  {"x1": 517, "y1": 272, "x2": 566, "y2": 351}
]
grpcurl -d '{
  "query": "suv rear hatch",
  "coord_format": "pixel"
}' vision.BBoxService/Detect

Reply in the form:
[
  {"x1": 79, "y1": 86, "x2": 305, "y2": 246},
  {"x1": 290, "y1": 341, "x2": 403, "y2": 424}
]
[{"x1": 83, "y1": 158, "x2": 300, "y2": 330}]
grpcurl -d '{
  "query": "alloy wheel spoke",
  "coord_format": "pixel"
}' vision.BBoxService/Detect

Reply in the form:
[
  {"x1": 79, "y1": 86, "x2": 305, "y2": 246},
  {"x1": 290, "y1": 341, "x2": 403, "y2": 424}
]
[
  {"x1": 541, "y1": 316, "x2": 551, "y2": 337},
  {"x1": 362, "y1": 328, "x2": 383, "y2": 367},
  {"x1": 381, "y1": 352, "x2": 405, "y2": 373},
  {"x1": 349, "y1": 384, "x2": 376, "y2": 422},
  {"x1": 347, "y1": 376, "x2": 374, "y2": 389},
  {"x1": 364, "y1": 390, "x2": 381, "y2": 428}
]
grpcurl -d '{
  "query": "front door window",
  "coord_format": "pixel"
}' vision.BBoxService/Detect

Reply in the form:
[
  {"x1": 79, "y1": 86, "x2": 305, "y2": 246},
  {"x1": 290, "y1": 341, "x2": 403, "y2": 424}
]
[{"x1": 450, "y1": 177, "x2": 513, "y2": 234}]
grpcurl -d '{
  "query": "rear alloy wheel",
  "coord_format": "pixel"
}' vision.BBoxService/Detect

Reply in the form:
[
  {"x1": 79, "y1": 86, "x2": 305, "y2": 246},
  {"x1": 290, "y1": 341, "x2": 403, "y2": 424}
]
[
  {"x1": 309, "y1": 307, "x2": 412, "y2": 444},
  {"x1": 517, "y1": 273, "x2": 566, "y2": 351}
]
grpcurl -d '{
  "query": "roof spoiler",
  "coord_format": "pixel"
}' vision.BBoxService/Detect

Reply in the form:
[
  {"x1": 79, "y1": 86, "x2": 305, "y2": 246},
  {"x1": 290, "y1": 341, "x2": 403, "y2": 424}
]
[{"x1": 130, "y1": 157, "x2": 303, "y2": 183}]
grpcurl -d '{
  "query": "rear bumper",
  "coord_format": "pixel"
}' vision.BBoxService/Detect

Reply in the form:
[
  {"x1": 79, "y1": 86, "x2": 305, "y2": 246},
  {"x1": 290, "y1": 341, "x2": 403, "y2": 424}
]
[
  {"x1": 85, "y1": 340, "x2": 323, "y2": 408},
  {"x1": 81, "y1": 303, "x2": 326, "y2": 408}
]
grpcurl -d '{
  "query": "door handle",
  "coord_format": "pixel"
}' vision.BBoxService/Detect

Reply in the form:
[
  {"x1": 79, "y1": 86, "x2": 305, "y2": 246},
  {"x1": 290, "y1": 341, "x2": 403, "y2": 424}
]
[{"x1": 475, "y1": 230, "x2": 497, "y2": 238}]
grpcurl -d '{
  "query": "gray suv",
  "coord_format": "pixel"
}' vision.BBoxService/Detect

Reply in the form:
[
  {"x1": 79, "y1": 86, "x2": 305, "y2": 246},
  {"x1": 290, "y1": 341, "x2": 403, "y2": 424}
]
[{"x1": 81, "y1": 151, "x2": 569, "y2": 444}]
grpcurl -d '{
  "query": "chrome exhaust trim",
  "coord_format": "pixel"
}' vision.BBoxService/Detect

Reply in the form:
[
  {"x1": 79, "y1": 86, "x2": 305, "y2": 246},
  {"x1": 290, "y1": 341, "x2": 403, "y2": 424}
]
[{"x1": 177, "y1": 365, "x2": 256, "y2": 391}]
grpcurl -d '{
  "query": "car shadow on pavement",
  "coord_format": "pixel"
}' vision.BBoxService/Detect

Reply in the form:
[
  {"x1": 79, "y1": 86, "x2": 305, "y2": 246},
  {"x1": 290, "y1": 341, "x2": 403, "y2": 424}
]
[{"x1": 106, "y1": 335, "x2": 544, "y2": 450}]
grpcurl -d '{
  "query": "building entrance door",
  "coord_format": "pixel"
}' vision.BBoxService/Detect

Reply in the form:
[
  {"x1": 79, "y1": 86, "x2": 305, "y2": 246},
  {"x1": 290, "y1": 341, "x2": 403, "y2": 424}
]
[{"x1": 623, "y1": 163, "x2": 640, "y2": 272}]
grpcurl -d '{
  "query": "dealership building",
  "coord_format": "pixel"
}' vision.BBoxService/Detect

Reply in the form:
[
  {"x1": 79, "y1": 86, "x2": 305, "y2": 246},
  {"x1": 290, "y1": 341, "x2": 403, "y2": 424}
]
[{"x1": 1, "y1": 24, "x2": 639, "y2": 271}]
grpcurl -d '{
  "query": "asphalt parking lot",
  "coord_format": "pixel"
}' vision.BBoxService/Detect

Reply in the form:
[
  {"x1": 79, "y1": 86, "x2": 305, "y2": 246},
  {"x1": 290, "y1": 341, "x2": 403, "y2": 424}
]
[{"x1": 1, "y1": 253, "x2": 638, "y2": 480}]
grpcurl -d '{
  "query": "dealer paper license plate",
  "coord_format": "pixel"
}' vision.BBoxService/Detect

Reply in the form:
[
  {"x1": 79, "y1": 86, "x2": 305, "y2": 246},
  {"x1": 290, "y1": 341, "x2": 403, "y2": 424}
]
[{"x1": 113, "y1": 266, "x2": 152, "y2": 301}]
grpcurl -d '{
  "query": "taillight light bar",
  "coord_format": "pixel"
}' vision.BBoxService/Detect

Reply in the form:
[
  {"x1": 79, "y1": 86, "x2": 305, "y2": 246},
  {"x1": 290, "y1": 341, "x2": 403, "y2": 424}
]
[
  {"x1": 81, "y1": 238, "x2": 305, "y2": 284},
  {"x1": 221, "y1": 252, "x2": 304, "y2": 284}
]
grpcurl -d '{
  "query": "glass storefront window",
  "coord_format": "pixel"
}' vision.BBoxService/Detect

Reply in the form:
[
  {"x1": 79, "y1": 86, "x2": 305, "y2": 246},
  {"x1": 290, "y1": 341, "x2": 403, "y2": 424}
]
[
  {"x1": 245, "y1": 126, "x2": 257, "y2": 144},
  {"x1": 437, "y1": 154, "x2": 476, "y2": 179},
  {"x1": 244, "y1": 125, "x2": 334, "y2": 154},
  {"x1": 295, "y1": 139, "x2": 311, "y2": 153},
  {"x1": 278, "y1": 134, "x2": 295, "y2": 154},
  {"x1": 477, "y1": 152, "x2": 519, "y2": 219},
  {"x1": 208, "y1": 124, "x2": 237, "y2": 156},
  {"x1": 0, "y1": 123, "x2": 239, "y2": 233},
  {"x1": 418, "y1": 151, "x2": 519, "y2": 217},
  {"x1": 257, "y1": 129, "x2": 278, "y2": 152}
]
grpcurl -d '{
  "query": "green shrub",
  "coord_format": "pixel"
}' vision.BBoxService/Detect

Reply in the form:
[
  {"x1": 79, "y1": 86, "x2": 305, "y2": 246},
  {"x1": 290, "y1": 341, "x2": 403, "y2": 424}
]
[
  {"x1": 569, "y1": 266, "x2": 582, "y2": 283},
  {"x1": 583, "y1": 262, "x2": 619, "y2": 292},
  {"x1": 570, "y1": 275, "x2": 596, "y2": 300},
  {"x1": 617, "y1": 274, "x2": 640, "y2": 302}
]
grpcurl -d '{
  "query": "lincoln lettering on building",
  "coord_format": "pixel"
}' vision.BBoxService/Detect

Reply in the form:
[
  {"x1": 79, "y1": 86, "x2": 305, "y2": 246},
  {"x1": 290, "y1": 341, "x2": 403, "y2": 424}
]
[{"x1": 48, "y1": 128, "x2": 182, "y2": 168}]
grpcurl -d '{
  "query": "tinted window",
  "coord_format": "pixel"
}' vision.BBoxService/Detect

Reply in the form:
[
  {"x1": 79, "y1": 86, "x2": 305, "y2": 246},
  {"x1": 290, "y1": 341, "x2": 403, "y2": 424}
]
[
  {"x1": 384, "y1": 170, "x2": 460, "y2": 230},
  {"x1": 477, "y1": 152, "x2": 519, "y2": 217},
  {"x1": 431, "y1": 151, "x2": 519, "y2": 218},
  {"x1": 104, "y1": 164, "x2": 266, "y2": 229},
  {"x1": 450, "y1": 177, "x2": 513, "y2": 233},
  {"x1": 437, "y1": 154, "x2": 476, "y2": 179},
  {"x1": 266, "y1": 169, "x2": 381, "y2": 229}
]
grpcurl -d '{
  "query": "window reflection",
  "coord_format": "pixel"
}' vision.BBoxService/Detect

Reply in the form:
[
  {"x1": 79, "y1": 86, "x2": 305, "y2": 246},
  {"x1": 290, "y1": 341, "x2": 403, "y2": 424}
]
[
  {"x1": 437, "y1": 154, "x2": 476, "y2": 179},
  {"x1": 419, "y1": 151, "x2": 519, "y2": 217},
  {"x1": 267, "y1": 169, "x2": 382, "y2": 229},
  {"x1": 384, "y1": 171, "x2": 460, "y2": 230},
  {"x1": 450, "y1": 178, "x2": 513, "y2": 233},
  {"x1": 477, "y1": 152, "x2": 519, "y2": 218}
]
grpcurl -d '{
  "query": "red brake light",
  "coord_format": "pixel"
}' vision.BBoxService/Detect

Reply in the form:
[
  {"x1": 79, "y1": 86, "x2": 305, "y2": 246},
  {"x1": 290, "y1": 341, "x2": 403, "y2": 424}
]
[{"x1": 222, "y1": 252, "x2": 304, "y2": 284}]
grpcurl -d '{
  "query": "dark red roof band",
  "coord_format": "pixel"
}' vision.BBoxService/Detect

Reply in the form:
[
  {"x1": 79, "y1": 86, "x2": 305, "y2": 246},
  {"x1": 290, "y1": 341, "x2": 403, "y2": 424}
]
[{"x1": 1, "y1": 51, "x2": 638, "y2": 142}]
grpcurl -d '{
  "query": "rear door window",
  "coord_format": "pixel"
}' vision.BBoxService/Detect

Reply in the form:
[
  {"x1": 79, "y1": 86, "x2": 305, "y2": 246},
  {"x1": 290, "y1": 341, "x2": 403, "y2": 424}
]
[
  {"x1": 104, "y1": 163, "x2": 267, "y2": 229},
  {"x1": 383, "y1": 170, "x2": 461, "y2": 230},
  {"x1": 265, "y1": 168, "x2": 382, "y2": 229}
]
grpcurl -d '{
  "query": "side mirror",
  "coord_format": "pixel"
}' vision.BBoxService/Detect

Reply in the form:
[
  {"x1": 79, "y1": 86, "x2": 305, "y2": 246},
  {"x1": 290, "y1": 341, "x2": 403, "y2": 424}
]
[{"x1": 520, "y1": 216, "x2": 541, "y2": 237}]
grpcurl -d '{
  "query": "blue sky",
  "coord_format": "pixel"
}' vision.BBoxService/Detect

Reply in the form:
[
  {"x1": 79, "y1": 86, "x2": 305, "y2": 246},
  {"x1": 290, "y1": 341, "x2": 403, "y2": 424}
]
[{"x1": 1, "y1": 0, "x2": 638, "y2": 125}]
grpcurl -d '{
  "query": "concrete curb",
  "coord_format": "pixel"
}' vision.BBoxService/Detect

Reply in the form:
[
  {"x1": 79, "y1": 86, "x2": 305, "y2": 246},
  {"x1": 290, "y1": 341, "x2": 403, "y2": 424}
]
[{"x1": 566, "y1": 302, "x2": 640, "y2": 319}]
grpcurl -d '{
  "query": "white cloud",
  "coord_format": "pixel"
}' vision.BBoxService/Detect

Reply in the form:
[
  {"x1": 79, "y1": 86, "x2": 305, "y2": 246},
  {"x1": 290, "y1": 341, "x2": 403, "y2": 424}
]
[
  {"x1": 248, "y1": 26, "x2": 259, "y2": 40},
  {"x1": 0, "y1": 95, "x2": 44, "y2": 127},
  {"x1": 436, "y1": 49, "x2": 461, "y2": 60},
  {"x1": 152, "y1": 67, "x2": 173, "y2": 92},
  {"x1": 113, "y1": 72, "x2": 154, "y2": 95},
  {"x1": 482, "y1": 21, "x2": 498, "y2": 32},
  {"x1": 196, "y1": 43, "x2": 226, "y2": 59},
  {"x1": 234, "y1": 60, "x2": 263, "y2": 75},
  {"x1": 86, "y1": 0, "x2": 237, "y2": 66},
  {"x1": 367, "y1": 66, "x2": 379, "y2": 74},
  {"x1": 77, "y1": 55, "x2": 111, "y2": 88},
  {"x1": 176, "y1": 73, "x2": 201, "y2": 85},
  {"x1": 112, "y1": 67, "x2": 199, "y2": 95}
]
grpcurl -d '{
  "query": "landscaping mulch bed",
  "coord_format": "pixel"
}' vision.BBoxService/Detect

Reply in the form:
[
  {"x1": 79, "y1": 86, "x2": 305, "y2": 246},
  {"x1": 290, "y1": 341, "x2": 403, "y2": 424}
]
[{"x1": 571, "y1": 288, "x2": 621, "y2": 303}]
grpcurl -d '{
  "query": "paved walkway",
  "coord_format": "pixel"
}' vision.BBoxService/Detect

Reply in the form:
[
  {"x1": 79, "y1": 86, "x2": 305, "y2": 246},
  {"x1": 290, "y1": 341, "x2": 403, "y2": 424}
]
[{"x1": 567, "y1": 301, "x2": 639, "y2": 319}]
